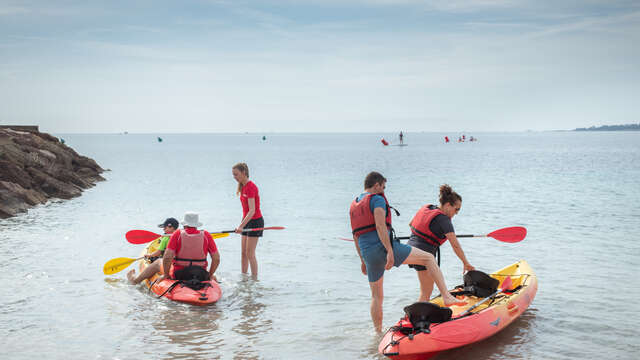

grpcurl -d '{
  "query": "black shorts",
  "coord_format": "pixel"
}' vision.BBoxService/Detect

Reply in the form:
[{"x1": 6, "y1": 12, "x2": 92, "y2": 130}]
[
  {"x1": 407, "y1": 234, "x2": 439, "y2": 271},
  {"x1": 174, "y1": 265, "x2": 209, "y2": 281},
  {"x1": 244, "y1": 217, "x2": 264, "y2": 237}
]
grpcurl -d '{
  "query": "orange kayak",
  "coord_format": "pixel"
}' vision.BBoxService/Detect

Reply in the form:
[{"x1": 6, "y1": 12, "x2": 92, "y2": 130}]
[
  {"x1": 138, "y1": 238, "x2": 222, "y2": 306},
  {"x1": 379, "y1": 260, "x2": 537, "y2": 359}
]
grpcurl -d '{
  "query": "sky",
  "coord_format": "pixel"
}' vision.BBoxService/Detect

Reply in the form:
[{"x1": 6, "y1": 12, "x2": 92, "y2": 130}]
[{"x1": 1, "y1": 0, "x2": 639, "y2": 133}]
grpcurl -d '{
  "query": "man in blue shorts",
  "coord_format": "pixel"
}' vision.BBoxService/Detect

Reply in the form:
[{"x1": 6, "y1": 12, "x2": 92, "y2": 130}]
[{"x1": 349, "y1": 172, "x2": 462, "y2": 332}]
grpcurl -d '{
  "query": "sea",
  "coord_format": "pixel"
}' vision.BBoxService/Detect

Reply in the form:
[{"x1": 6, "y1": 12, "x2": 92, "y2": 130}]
[{"x1": 1, "y1": 131, "x2": 638, "y2": 359}]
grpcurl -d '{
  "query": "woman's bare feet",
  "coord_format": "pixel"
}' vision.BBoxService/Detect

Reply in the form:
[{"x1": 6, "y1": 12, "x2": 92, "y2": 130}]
[{"x1": 442, "y1": 293, "x2": 466, "y2": 306}]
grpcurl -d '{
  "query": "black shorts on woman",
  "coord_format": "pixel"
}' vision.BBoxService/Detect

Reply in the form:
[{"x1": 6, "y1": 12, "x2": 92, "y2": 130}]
[
  {"x1": 407, "y1": 235, "x2": 439, "y2": 271},
  {"x1": 245, "y1": 217, "x2": 264, "y2": 237}
]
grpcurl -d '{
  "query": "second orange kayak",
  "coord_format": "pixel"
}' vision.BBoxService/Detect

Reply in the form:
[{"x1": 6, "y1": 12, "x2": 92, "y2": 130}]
[{"x1": 379, "y1": 260, "x2": 537, "y2": 359}]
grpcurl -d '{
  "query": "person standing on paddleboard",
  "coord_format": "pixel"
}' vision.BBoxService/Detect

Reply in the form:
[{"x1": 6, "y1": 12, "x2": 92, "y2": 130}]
[
  {"x1": 232, "y1": 162, "x2": 264, "y2": 280},
  {"x1": 349, "y1": 172, "x2": 463, "y2": 332},
  {"x1": 408, "y1": 184, "x2": 475, "y2": 301}
]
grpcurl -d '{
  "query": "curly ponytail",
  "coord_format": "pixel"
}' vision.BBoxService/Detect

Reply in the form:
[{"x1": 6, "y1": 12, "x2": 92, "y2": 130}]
[{"x1": 439, "y1": 184, "x2": 461, "y2": 206}]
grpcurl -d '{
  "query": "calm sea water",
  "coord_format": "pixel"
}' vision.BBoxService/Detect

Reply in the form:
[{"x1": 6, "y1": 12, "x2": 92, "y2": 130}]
[{"x1": 1, "y1": 132, "x2": 639, "y2": 359}]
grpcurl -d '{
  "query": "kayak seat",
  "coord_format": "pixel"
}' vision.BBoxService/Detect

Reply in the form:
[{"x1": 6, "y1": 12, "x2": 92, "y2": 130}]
[
  {"x1": 173, "y1": 266, "x2": 210, "y2": 291},
  {"x1": 403, "y1": 302, "x2": 452, "y2": 335},
  {"x1": 450, "y1": 270, "x2": 499, "y2": 298}
]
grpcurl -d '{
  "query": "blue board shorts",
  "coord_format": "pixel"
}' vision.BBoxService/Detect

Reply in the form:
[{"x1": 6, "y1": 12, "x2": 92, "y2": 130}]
[{"x1": 359, "y1": 238, "x2": 412, "y2": 282}]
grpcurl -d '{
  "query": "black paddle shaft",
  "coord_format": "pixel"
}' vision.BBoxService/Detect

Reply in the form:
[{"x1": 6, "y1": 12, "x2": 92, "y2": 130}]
[{"x1": 395, "y1": 234, "x2": 478, "y2": 241}]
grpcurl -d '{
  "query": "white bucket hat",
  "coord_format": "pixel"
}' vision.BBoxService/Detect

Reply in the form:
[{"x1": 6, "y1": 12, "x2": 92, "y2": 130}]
[{"x1": 182, "y1": 212, "x2": 203, "y2": 228}]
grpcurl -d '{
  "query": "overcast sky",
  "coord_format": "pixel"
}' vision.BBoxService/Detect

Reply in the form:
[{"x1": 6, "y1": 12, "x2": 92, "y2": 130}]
[{"x1": 1, "y1": 0, "x2": 639, "y2": 133}]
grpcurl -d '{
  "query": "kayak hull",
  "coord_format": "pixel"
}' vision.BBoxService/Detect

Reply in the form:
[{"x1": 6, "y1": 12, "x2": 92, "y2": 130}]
[
  {"x1": 379, "y1": 260, "x2": 537, "y2": 359},
  {"x1": 138, "y1": 239, "x2": 222, "y2": 306}
]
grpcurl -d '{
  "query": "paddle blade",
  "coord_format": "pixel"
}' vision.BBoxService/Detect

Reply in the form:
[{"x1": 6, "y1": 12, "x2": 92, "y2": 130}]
[
  {"x1": 262, "y1": 226, "x2": 285, "y2": 231},
  {"x1": 126, "y1": 230, "x2": 161, "y2": 244},
  {"x1": 487, "y1": 226, "x2": 526, "y2": 243},
  {"x1": 500, "y1": 276, "x2": 513, "y2": 292},
  {"x1": 211, "y1": 233, "x2": 229, "y2": 239},
  {"x1": 103, "y1": 257, "x2": 138, "y2": 275}
]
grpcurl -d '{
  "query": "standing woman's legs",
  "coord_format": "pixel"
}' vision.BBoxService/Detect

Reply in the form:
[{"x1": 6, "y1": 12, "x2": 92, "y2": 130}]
[
  {"x1": 241, "y1": 235, "x2": 249, "y2": 274},
  {"x1": 403, "y1": 247, "x2": 459, "y2": 305},
  {"x1": 245, "y1": 236, "x2": 259, "y2": 279},
  {"x1": 416, "y1": 270, "x2": 434, "y2": 302}
]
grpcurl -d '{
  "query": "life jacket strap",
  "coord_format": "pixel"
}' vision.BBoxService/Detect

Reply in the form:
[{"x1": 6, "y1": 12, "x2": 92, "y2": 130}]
[
  {"x1": 174, "y1": 257, "x2": 207, "y2": 266},
  {"x1": 410, "y1": 226, "x2": 442, "y2": 247}
]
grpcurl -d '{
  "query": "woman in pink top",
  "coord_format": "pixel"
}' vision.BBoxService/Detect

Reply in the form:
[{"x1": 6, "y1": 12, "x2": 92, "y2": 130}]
[{"x1": 232, "y1": 162, "x2": 264, "y2": 279}]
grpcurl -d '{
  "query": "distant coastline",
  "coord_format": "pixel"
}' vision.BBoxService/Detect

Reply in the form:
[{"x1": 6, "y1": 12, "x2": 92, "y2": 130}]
[{"x1": 574, "y1": 123, "x2": 640, "y2": 131}]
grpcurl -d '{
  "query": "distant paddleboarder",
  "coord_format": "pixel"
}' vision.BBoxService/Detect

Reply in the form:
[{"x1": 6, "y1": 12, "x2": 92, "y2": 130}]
[{"x1": 399, "y1": 131, "x2": 404, "y2": 145}]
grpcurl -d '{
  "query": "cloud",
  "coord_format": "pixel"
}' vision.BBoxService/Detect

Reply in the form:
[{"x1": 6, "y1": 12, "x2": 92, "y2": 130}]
[
  {"x1": 0, "y1": 5, "x2": 29, "y2": 16},
  {"x1": 1, "y1": 0, "x2": 639, "y2": 132}
]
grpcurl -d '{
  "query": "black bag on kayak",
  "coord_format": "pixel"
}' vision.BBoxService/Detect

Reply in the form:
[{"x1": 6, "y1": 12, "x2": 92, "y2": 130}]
[{"x1": 173, "y1": 266, "x2": 209, "y2": 290}]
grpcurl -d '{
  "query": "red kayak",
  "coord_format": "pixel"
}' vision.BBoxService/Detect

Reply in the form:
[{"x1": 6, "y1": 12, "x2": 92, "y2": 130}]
[
  {"x1": 379, "y1": 260, "x2": 537, "y2": 359},
  {"x1": 138, "y1": 238, "x2": 222, "y2": 306}
]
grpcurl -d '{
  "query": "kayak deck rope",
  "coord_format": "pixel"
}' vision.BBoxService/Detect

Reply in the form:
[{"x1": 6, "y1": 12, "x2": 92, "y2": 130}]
[{"x1": 150, "y1": 278, "x2": 212, "y2": 299}]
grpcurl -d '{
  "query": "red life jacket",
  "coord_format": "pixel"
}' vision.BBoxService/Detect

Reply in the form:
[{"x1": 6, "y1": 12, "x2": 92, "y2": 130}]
[
  {"x1": 410, "y1": 204, "x2": 447, "y2": 246},
  {"x1": 350, "y1": 193, "x2": 392, "y2": 236},
  {"x1": 173, "y1": 230, "x2": 207, "y2": 268}
]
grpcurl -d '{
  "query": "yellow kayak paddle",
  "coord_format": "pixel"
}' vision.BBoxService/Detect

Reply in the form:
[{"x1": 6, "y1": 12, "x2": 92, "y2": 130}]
[
  {"x1": 103, "y1": 256, "x2": 144, "y2": 275},
  {"x1": 105, "y1": 233, "x2": 230, "y2": 275}
]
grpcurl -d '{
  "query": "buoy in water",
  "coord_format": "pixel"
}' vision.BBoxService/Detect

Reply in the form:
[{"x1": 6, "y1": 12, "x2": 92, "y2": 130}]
[
  {"x1": 262, "y1": 136, "x2": 266, "y2": 141},
  {"x1": 444, "y1": 136, "x2": 449, "y2": 143},
  {"x1": 381, "y1": 138, "x2": 389, "y2": 146},
  {"x1": 157, "y1": 137, "x2": 163, "y2": 143}
]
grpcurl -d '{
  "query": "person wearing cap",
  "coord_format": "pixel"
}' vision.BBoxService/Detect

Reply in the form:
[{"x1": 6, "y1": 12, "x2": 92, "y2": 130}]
[
  {"x1": 127, "y1": 217, "x2": 179, "y2": 284},
  {"x1": 160, "y1": 212, "x2": 220, "y2": 282}
]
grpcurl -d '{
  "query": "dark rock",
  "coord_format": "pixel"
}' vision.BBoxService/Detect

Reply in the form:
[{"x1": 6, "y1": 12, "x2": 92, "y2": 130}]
[{"x1": 0, "y1": 128, "x2": 105, "y2": 218}]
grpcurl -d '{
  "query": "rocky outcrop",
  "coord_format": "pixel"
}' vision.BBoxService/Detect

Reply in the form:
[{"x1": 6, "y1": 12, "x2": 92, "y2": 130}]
[{"x1": 0, "y1": 128, "x2": 105, "y2": 218}]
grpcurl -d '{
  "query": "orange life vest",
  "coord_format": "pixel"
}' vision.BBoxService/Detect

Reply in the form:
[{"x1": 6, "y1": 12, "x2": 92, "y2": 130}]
[
  {"x1": 349, "y1": 193, "x2": 392, "y2": 236},
  {"x1": 409, "y1": 204, "x2": 447, "y2": 246},
  {"x1": 173, "y1": 230, "x2": 207, "y2": 268}
]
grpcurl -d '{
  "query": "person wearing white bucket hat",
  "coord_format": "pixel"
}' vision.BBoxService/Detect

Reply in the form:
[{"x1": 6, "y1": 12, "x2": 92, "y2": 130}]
[{"x1": 159, "y1": 212, "x2": 220, "y2": 282}]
